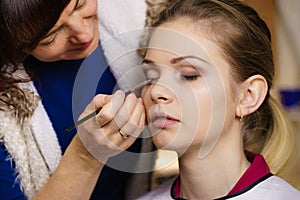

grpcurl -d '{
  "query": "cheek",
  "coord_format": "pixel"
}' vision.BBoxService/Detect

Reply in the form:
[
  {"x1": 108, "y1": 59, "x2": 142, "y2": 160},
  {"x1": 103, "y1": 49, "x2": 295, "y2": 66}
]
[
  {"x1": 143, "y1": 101, "x2": 153, "y2": 125},
  {"x1": 141, "y1": 86, "x2": 151, "y2": 104},
  {"x1": 31, "y1": 43, "x2": 65, "y2": 62},
  {"x1": 192, "y1": 88, "x2": 212, "y2": 139},
  {"x1": 88, "y1": 0, "x2": 98, "y2": 16}
]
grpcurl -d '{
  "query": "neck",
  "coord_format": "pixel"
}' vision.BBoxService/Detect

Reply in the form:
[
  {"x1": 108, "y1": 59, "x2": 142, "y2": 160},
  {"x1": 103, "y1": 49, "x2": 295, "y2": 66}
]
[{"x1": 178, "y1": 132, "x2": 250, "y2": 199}]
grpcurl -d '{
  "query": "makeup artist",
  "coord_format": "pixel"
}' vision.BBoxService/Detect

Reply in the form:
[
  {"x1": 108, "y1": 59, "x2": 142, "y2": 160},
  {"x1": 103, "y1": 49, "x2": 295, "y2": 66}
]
[{"x1": 0, "y1": 0, "x2": 152, "y2": 199}]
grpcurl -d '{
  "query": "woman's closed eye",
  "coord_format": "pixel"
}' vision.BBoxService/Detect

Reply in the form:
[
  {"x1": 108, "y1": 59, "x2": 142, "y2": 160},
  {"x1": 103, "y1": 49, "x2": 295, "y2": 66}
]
[
  {"x1": 179, "y1": 66, "x2": 201, "y2": 81},
  {"x1": 180, "y1": 74, "x2": 200, "y2": 81}
]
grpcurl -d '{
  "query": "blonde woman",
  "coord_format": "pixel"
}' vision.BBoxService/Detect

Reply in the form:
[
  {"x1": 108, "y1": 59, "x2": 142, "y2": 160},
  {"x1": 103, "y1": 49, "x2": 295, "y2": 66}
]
[{"x1": 137, "y1": 0, "x2": 300, "y2": 199}]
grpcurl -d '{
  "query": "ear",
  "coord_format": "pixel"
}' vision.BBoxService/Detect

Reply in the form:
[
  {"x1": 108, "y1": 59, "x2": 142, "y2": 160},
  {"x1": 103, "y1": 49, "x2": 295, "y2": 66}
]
[{"x1": 236, "y1": 75, "x2": 268, "y2": 118}]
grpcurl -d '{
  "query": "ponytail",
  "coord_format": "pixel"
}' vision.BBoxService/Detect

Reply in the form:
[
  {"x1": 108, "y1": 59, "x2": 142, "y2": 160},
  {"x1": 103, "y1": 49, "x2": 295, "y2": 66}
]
[
  {"x1": 261, "y1": 96, "x2": 295, "y2": 175},
  {"x1": 244, "y1": 95, "x2": 295, "y2": 175}
]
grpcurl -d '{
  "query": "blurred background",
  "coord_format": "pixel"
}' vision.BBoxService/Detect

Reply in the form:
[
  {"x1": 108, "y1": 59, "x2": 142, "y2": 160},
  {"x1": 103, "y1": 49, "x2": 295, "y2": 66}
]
[
  {"x1": 241, "y1": 0, "x2": 300, "y2": 189},
  {"x1": 151, "y1": 0, "x2": 300, "y2": 190}
]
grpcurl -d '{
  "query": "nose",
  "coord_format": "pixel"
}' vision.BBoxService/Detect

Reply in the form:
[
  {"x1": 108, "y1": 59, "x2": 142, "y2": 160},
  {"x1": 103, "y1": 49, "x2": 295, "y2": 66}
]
[
  {"x1": 66, "y1": 14, "x2": 93, "y2": 43},
  {"x1": 149, "y1": 82, "x2": 173, "y2": 104}
]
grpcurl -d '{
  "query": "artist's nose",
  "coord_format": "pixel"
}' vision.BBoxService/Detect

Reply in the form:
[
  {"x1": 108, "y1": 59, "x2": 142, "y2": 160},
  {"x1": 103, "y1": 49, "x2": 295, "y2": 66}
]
[{"x1": 66, "y1": 13, "x2": 93, "y2": 43}]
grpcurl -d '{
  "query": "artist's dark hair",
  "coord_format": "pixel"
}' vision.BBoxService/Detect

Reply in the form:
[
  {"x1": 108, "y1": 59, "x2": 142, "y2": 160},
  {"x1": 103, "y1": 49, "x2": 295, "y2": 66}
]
[
  {"x1": 151, "y1": 0, "x2": 294, "y2": 175},
  {"x1": 0, "y1": 0, "x2": 71, "y2": 108},
  {"x1": 0, "y1": 0, "x2": 71, "y2": 87}
]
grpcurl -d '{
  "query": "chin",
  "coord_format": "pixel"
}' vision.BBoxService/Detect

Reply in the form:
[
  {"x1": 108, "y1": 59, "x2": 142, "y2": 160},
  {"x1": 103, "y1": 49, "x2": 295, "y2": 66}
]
[
  {"x1": 77, "y1": 40, "x2": 99, "y2": 59},
  {"x1": 85, "y1": 39, "x2": 99, "y2": 56},
  {"x1": 152, "y1": 132, "x2": 177, "y2": 150}
]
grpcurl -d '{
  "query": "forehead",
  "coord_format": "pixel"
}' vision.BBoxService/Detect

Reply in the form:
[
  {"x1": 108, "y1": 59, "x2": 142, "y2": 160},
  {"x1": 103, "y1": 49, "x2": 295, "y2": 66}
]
[
  {"x1": 147, "y1": 19, "x2": 222, "y2": 63},
  {"x1": 46, "y1": 0, "x2": 78, "y2": 32},
  {"x1": 145, "y1": 19, "x2": 234, "y2": 87}
]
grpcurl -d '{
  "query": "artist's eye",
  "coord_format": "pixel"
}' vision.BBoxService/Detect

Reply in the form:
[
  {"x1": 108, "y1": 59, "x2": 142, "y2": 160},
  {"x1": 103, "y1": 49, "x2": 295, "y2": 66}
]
[
  {"x1": 39, "y1": 36, "x2": 57, "y2": 46},
  {"x1": 39, "y1": 27, "x2": 63, "y2": 47}
]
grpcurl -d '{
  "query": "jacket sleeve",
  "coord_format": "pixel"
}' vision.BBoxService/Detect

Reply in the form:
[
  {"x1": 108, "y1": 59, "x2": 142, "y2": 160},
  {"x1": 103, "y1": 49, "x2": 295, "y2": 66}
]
[{"x1": 0, "y1": 143, "x2": 26, "y2": 200}]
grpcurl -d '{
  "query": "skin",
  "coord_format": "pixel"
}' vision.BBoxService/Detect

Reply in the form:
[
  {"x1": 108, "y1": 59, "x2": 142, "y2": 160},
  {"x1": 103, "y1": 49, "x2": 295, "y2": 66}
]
[
  {"x1": 32, "y1": 0, "x2": 99, "y2": 61},
  {"x1": 28, "y1": 0, "x2": 145, "y2": 198},
  {"x1": 142, "y1": 17, "x2": 267, "y2": 199},
  {"x1": 34, "y1": 92, "x2": 145, "y2": 199}
]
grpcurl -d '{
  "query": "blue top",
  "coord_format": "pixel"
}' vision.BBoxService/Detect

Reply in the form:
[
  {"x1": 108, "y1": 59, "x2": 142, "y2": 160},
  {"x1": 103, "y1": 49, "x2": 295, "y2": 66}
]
[{"x1": 0, "y1": 45, "x2": 142, "y2": 199}]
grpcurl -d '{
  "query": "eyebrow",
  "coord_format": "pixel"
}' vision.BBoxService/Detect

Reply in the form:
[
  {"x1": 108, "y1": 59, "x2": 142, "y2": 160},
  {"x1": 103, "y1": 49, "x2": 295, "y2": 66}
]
[
  {"x1": 69, "y1": 0, "x2": 80, "y2": 16},
  {"x1": 142, "y1": 55, "x2": 208, "y2": 66},
  {"x1": 43, "y1": 0, "x2": 79, "y2": 38},
  {"x1": 171, "y1": 56, "x2": 208, "y2": 64}
]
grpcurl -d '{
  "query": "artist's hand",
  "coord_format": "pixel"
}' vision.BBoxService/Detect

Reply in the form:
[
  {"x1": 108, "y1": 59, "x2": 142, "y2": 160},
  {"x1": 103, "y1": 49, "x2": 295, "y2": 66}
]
[{"x1": 77, "y1": 90, "x2": 145, "y2": 162}]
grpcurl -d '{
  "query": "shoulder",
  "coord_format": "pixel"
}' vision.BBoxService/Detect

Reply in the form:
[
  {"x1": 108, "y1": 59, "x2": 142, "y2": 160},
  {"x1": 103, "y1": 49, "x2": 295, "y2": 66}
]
[
  {"x1": 232, "y1": 176, "x2": 300, "y2": 199},
  {"x1": 0, "y1": 144, "x2": 25, "y2": 199},
  {"x1": 135, "y1": 178, "x2": 175, "y2": 200},
  {"x1": 262, "y1": 176, "x2": 300, "y2": 195}
]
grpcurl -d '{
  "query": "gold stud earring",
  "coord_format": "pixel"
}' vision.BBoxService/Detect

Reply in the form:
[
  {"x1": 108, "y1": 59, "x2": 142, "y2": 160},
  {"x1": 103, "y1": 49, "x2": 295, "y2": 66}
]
[
  {"x1": 240, "y1": 115, "x2": 243, "y2": 122},
  {"x1": 239, "y1": 105, "x2": 244, "y2": 122}
]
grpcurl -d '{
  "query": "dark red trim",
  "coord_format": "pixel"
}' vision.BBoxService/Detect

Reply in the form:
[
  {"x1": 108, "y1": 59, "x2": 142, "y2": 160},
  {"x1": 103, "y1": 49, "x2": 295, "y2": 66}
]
[{"x1": 171, "y1": 152, "x2": 271, "y2": 199}]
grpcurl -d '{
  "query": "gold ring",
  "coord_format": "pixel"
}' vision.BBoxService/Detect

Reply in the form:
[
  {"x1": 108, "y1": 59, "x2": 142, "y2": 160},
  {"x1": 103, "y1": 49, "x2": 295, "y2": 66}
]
[{"x1": 118, "y1": 130, "x2": 129, "y2": 139}]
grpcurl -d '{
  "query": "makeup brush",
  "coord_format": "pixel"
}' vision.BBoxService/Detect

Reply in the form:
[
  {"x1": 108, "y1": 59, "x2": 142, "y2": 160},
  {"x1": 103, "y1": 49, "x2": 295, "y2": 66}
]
[{"x1": 64, "y1": 79, "x2": 153, "y2": 132}]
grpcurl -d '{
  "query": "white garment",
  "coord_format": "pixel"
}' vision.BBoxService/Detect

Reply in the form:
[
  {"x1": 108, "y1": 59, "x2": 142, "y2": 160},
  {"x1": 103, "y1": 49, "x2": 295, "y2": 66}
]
[
  {"x1": 98, "y1": 0, "x2": 147, "y2": 91},
  {"x1": 136, "y1": 176, "x2": 300, "y2": 200},
  {"x1": 136, "y1": 178, "x2": 175, "y2": 200},
  {"x1": 0, "y1": 70, "x2": 61, "y2": 199}
]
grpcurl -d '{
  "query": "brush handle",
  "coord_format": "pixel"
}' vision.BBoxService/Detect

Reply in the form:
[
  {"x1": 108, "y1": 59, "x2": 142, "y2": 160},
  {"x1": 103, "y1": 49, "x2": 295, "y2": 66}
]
[
  {"x1": 64, "y1": 79, "x2": 153, "y2": 132},
  {"x1": 64, "y1": 109, "x2": 100, "y2": 132},
  {"x1": 64, "y1": 90, "x2": 134, "y2": 132}
]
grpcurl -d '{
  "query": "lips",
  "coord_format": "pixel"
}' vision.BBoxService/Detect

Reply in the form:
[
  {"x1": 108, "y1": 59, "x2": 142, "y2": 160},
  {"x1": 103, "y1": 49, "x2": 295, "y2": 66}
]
[
  {"x1": 70, "y1": 39, "x2": 93, "y2": 51},
  {"x1": 151, "y1": 112, "x2": 180, "y2": 128},
  {"x1": 78, "y1": 40, "x2": 93, "y2": 50}
]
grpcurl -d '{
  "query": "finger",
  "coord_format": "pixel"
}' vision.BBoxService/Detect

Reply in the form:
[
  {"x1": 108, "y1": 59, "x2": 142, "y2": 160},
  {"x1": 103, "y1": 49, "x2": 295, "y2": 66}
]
[
  {"x1": 119, "y1": 98, "x2": 145, "y2": 138},
  {"x1": 117, "y1": 109, "x2": 145, "y2": 149},
  {"x1": 98, "y1": 93, "x2": 138, "y2": 139},
  {"x1": 102, "y1": 106, "x2": 143, "y2": 145},
  {"x1": 96, "y1": 90, "x2": 125, "y2": 127},
  {"x1": 118, "y1": 129, "x2": 129, "y2": 138},
  {"x1": 134, "y1": 106, "x2": 146, "y2": 136},
  {"x1": 111, "y1": 129, "x2": 140, "y2": 151},
  {"x1": 94, "y1": 94, "x2": 142, "y2": 150},
  {"x1": 131, "y1": 98, "x2": 146, "y2": 138},
  {"x1": 79, "y1": 94, "x2": 112, "y2": 130},
  {"x1": 99, "y1": 129, "x2": 131, "y2": 151},
  {"x1": 93, "y1": 94, "x2": 112, "y2": 110},
  {"x1": 113, "y1": 93, "x2": 138, "y2": 129},
  {"x1": 79, "y1": 94, "x2": 110, "y2": 120}
]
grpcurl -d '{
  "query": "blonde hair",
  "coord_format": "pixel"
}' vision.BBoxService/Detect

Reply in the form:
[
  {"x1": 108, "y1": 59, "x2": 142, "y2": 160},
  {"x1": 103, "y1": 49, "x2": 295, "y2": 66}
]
[
  {"x1": 150, "y1": 0, "x2": 295, "y2": 176},
  {"x1": 259, "y1": 97, "x2": 295, "y2": 174}
]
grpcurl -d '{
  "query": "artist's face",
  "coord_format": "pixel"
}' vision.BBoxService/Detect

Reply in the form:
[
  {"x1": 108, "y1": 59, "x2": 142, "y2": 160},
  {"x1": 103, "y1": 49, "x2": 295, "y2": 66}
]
[
  {"x1": 31, "y1": 0, "x2": 98, "y2": 62},
  {"x1": 141, "y1": 18, "x2": 238, "y2": 155}
]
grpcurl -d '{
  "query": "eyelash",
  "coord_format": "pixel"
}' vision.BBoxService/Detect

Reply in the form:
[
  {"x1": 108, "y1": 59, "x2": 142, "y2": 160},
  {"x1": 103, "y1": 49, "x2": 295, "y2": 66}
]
[
  {"x1": 181, "y1": 75, "x2": 199, "y2": 81},
  {"x1": 40, "y1": 36, "x2": 57, "y2": 46},
  {"x1": 143, "y1": 71, "x2": 199, "y2": 82}
]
